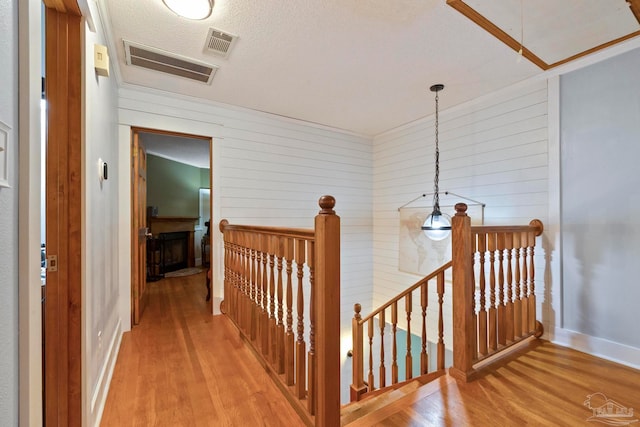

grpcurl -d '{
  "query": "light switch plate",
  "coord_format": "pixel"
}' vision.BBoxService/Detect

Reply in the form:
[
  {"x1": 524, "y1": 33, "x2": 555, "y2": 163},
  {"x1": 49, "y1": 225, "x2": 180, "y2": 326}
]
[{"x1": 94, "y1": 44, "x2": 110, "y2": 77}]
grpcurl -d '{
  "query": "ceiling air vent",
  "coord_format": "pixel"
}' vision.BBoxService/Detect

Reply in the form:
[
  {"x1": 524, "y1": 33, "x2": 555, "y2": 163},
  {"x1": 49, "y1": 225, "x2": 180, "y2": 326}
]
[
  {"x1": 123, "y1": 40, "x2": 218, "y2": 84},
  {"x1": 204, "y1": 28, "x2": 238, "y2": 58}
]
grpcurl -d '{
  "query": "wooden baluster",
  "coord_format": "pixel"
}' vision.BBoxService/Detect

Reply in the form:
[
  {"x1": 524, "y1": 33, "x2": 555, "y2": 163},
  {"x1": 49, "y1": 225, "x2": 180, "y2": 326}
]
[
  {"x1": 391, "y1": 301, "x2": 398, "y2": 384},
  {"x1": 471, "y1": 248, "x2": 478, "y2": 361},
  {"x1": 261, "y1": 234, "x2": 269, "y2": 355},
  {"x1": 420, "y1": 283, "x2": 429, "y2": 375},
  {"x1": 437, "y1": 270, "x2": 445, "y2": 371},
  {"x1": 242, "y1": 233, "x2": 252, "y2": 336},
  {"x1": 269, "y1": 236, "x2": 277, "y2": 363},
  {"x1": 528, "y1": 220, "x2": 541, "y2": 333},
  {"x1": 231, "y1": 236, "x2": 238, "y2": 321},
  {"x1": 513, "y1": 232, "x2": 522, "y2": 339},
  {"x1": 284, "y1": 238, "x2": 295, "y2": 386},
  {"x1": 307, "y1": 240, "x2": 316, "y2": 415},
  {"x1": 488, "y1": 233, "x2": 498, "y2": 351},
  {"x1": 520, "y1": 232, "x2": 529, "y2": 336},
  {"x1": 350, "y1": 304, "x2": 366, "y2": 401},
  {"x1": 405, "y1": 293, "x2": 413, "y2": 380},
  {"x1": 256, "y1": 236, "x2": 264, "y2": 348},
  {"x1": 239, "y1": 237, "x2": 245, "y2": 325},
  {"x1": 250, "y1": 237, "x2": 257, "y2": 341},
  {"x1": 367, "y1": 318, "x2": 375, "y2": 391},
  {"x1": 497, "y1": 233, "x2": 506, "y2": 346},
  {"x1": 505, "y1": 232, "x2": 514, "y2": 343},
  {"x1": 276, "y1": 236, "x2": 285, "y2": 374},
  {"x1": 222, "y1": 231, "x2": 230, "y2": 314},
  {"x1": 295, "y1": 239, "x2": 306, "y2": 399},
  {"x1": 379, "y1": 309, "x2": 386, "y2": 388},
  {"x1": 478, "y1": 233, "x2": 488, "y2": 356}
]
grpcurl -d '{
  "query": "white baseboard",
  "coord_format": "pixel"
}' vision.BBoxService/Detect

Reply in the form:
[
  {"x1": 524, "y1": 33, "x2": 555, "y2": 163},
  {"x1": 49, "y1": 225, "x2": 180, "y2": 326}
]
[
  {"x1": 550, "y1": 327, "x2": 640, "y2": 370},
  {"x1": 90, "y1": 319, "x2": 123, "y2": 427},
  {"x1": 213, "y1": 296, "x2": 223, "y2": 315}
]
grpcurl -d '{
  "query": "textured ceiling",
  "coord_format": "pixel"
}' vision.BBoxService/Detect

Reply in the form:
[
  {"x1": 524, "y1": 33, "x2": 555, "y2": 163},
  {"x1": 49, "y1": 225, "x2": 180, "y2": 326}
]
[{"x1": 101, "y1": 0, "x2": 640, "y2": 137}]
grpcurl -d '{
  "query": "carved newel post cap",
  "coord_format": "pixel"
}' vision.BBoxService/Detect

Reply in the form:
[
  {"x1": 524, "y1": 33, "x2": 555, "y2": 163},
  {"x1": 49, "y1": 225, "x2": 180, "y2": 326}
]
[
  {"x1": 219, "y1": 219, "x2": 229, "y2": 232},
  {"x1": 318, "y1": 195, "x2": 336, "y2": 214},
  {"x1": 530, "y1": 219, "x2": 544, "y2": 236},
  {"x1": 354, "y1": 303, "x2": 361, "y2": 314},
  {"x1": 455, "y1": 203, "x2": 468, "y2": 216}
]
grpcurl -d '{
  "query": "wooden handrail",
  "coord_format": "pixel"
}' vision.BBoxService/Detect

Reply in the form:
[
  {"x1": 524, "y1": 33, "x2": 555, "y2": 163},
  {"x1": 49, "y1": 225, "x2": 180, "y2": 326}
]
[
  {"x1": 219, "y1": 196, "x2": 340, "y2": 427},
  {"x1": 219, "y1": 219, "x2": 315, "y2": 240},
  {"x1": 351, "y1": 262, "x2": 452, "y2": 402},
  {"x1": 359, "y1": 261, "x2": 453, "y2": 325}
]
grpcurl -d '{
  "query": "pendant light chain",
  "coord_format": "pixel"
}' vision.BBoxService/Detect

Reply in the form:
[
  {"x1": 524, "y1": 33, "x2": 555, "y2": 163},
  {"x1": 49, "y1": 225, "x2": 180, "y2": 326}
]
[{"x1": 433, "y1": 88, "x2": 441, "y2": 213}]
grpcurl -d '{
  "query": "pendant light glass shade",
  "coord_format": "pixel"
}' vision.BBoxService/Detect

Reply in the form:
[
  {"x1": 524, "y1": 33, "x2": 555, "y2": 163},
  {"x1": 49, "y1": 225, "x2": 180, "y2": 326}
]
[
  {"x1": 162, "y1": 0, "x2": 213, "y2": 20},
  {"x1": 422, "y1": 210, "x2": 451, "y2": 241}
]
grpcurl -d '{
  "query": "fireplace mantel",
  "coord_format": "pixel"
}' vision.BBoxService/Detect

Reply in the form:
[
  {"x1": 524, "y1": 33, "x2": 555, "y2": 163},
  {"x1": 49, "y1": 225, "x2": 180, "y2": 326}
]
[{"x1": 148, "y1": 216, "x2": 199, "y2": 235}]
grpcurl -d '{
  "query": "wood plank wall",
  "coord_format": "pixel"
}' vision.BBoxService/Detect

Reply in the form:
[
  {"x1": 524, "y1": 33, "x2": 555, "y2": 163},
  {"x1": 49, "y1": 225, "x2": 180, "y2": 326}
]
[{"x1": 372, "y1": 80, "x2": 549, "y2": 348}]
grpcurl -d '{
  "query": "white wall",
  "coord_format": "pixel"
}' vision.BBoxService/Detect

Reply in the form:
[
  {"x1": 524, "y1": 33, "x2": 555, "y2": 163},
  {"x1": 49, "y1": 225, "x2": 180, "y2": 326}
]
[
  {"x1": 372, "y1": 80, "x2": 549, "y2": 349},
  {"x1": 0, "y1": 0, "x2": 19, "y2": 423},
  {"x1": 82, "y1": 2, "x2": 122, "y2": 425},
  {"x1": 557, "y1": 47, "x2": 640, "y2": 365}
]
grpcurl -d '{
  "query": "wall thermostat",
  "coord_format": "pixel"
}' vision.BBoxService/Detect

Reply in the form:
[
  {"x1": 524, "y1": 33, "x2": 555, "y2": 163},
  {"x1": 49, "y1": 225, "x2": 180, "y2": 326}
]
[{"x1": 98, "y1": 158, "x2": 108, "y2": 182}]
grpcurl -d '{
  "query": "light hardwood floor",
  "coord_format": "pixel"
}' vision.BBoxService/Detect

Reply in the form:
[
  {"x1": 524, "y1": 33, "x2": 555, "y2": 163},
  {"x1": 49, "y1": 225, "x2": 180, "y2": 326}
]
[
  {"x1": 344, "y1": 339, "x2": 640, "y2": 426},
  {"x1": 102, "y1": 270, "x2": 640, "y2": 426},
  {"x1": 100, "y1": 271, "x2": 306, "y2": 427}
]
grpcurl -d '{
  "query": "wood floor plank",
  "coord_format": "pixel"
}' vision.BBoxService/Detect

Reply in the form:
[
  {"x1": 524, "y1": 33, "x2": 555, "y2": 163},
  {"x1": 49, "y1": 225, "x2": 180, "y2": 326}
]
[{"x1": 100, "y1": 271, "x2": 306, "y2": 427}]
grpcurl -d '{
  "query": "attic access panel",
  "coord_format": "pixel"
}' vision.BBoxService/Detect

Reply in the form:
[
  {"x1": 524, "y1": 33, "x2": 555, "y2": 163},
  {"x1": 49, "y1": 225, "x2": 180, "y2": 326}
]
[{"x1": 448, "y1": 0, "x2": 640, "y2": 70}]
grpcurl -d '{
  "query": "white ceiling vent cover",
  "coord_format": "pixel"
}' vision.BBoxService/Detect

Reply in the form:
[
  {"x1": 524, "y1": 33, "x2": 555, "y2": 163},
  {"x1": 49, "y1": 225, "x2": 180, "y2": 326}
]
[
  {"x1": 123, "y1": 40, "x2": 218, "y2": 84},
  {"x1": 204, "y1": 28, "x2": 238, "y2": 58}
]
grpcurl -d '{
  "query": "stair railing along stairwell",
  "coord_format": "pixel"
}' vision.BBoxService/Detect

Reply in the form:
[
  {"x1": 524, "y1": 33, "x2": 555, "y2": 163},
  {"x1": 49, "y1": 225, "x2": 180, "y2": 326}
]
[
  {"x1": 351, "y1": 202, "x2": 544, "y2": 401},
  {"x1": 449, "y1": 202, "x2": 544, "y2": 381},
  {"x1": 219, "y1": 196, "x2": 340, "y2": 427}
]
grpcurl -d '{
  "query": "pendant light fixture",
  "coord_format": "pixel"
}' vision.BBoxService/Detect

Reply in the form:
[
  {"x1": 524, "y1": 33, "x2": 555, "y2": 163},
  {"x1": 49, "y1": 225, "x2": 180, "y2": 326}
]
[
  {"x1": 422, "y1": 84, "x2": 451, "y2": 241},
  {"x1": 162, "y1": 0, "x2": 213, "y2": 20}
]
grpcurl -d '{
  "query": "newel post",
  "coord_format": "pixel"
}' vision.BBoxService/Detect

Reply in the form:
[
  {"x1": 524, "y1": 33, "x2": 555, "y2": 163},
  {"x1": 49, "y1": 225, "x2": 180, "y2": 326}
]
[
  {"x1": 350, "y1": 303, "x2": 366, "y2": 402},
  {"x1": 449, "y1": 203, "x2": 477, "y2": 382},
  {"x1": 314, "y1": 195, "x2": 341, "y2": 427}
]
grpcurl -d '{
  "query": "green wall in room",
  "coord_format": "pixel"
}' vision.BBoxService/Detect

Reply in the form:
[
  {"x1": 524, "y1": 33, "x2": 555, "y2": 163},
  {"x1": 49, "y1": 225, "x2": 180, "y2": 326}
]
[
  {"x1": 200, "y1": 168, "x2": 210, "y2": 188},
  {"x1": 147, "y1": 154, "x2": 209, "y2": 217}
]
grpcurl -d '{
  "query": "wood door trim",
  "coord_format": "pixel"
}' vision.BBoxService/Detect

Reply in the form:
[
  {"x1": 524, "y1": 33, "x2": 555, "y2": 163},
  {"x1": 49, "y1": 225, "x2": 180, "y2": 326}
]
[
  {"x1": 42, "y1": 0, "x2": 81, "y2": 15},
  {"x1": 44, "y1": 5, "x2": 82, "y2": 427}
]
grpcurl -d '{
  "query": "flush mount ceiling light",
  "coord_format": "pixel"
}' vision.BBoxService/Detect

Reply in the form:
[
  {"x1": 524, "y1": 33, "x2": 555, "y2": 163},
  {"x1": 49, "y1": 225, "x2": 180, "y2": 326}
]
[
  {"x1": 421, "y1": 84, "x2": 451, "y2": 241},
  {"x1": 162, "y1": 0, "x2": 213, "y2": 20}
]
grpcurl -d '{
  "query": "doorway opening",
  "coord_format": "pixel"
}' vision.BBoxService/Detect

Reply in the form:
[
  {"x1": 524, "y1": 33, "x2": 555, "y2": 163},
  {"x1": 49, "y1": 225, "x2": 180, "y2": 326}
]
[{"x1": 130, "y1": 127, "x2": 213, "y2": 326}]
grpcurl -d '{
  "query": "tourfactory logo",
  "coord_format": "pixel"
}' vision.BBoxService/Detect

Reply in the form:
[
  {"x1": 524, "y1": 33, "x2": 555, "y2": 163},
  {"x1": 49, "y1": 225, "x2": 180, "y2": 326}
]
[{"x1": 584, "y1": 392, "x2": 637, "y2": 426}]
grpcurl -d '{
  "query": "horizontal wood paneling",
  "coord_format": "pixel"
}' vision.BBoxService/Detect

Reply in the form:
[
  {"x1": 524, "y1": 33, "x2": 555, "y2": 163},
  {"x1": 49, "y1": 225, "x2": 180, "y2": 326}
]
[{"x1": 371, "y1": 81, "x2": 549, "y2": 347}]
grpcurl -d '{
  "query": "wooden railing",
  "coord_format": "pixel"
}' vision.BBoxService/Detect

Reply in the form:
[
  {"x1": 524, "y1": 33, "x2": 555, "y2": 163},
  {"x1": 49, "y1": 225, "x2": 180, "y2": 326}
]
[
  {"x1": 350, "y1": 262, "x2": 452, "y2": 402},
  {"x1": 219, "y1": 196, "x2": 340, "y2": 427},
  {"x1": 351, "y1": 202, "x2": 544, "y2": 399},
  {"x1": 449, "y1": 202, "x2": 544, "y2": 381}
]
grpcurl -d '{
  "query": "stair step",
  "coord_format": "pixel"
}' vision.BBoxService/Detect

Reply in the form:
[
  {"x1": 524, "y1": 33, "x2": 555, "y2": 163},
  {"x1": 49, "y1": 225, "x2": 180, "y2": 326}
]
[
  {"x1": 341, "y1": 380, "x2": 422, "y2": 426},
  {"x1": 342, "y1": 374, "x2": 455, "y2": 427}
]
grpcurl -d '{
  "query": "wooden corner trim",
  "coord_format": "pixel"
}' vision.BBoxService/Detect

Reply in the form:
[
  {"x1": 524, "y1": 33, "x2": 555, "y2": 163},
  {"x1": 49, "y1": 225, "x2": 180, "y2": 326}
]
[{"x1": 447, "y1": 0, "x2": 640, "y2": 72}]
